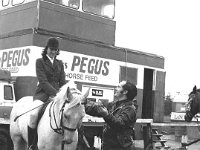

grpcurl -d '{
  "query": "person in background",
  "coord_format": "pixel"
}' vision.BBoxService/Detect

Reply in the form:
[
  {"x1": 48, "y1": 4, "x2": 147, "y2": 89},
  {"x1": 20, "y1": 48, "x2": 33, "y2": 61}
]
[
  {"x1": 85, "y1": 80, "x2": 138, "y2": 150},
  {"x1": 27, "y1": 37, "x2": 66, "y2": 150}
]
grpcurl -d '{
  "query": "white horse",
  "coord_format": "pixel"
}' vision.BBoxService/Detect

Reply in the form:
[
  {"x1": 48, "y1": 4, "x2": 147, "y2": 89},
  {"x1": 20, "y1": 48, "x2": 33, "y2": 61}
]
[{"x1": 10, "y1": 81, "x2": 90, "y2": 150}]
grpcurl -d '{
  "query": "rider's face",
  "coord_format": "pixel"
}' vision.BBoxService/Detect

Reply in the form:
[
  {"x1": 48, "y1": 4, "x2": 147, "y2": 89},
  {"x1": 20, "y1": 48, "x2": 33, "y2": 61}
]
[{"x1": 47, "y1": 47, "x2": 58, "y2": 59}]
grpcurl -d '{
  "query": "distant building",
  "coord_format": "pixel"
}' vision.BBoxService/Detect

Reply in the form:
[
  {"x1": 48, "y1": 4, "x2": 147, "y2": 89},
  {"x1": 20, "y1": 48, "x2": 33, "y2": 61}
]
[{"x1": 172, "y1": 93, "x2": 188, "y2": 112}]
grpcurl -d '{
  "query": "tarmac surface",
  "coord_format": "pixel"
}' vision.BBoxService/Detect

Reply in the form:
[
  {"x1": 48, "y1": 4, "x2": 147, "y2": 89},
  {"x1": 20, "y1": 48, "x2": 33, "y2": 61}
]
[
  {"x1": 160, "y1": 135, "x2": 200, "y2": 150},
  {"x1": 134, "y1": 135, "x2": 200, "y2": 150}
]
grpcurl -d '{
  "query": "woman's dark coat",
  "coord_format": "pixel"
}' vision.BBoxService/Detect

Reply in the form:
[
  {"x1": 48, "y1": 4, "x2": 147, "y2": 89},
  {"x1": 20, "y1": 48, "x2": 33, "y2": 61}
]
[{"x1": 33, "y1": 57, "x2": 66, "y2": 102}]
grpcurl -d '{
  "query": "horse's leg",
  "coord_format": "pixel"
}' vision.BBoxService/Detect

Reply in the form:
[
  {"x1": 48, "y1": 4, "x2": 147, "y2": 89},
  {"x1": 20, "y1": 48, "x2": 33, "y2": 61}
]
[
  {"x1": 10, "y1": 97, "x2": 35, "y2": 150},
  {"x1": 10, "y1": 108, "x2": 27, "y2": 150},
  {"x1": 12, "y1": 136, "x2": 27, "y2": 150}
]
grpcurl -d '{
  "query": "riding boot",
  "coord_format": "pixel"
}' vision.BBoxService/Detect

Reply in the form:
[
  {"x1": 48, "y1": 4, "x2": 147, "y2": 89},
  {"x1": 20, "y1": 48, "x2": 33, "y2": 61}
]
[{"x1": 28, "y1": 126, "x2": 37, "y2": 150}]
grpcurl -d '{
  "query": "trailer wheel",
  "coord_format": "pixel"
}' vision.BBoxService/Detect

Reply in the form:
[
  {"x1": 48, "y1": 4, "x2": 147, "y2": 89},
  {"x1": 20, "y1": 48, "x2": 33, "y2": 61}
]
[{"x1": 0, "y1": 128, "x2": 13, "y2": 150}]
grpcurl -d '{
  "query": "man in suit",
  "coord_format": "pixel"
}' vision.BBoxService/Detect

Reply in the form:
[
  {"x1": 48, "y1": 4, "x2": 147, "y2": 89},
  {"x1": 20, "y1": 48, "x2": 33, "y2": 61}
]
[{"x1": 28, "y1": 37, "x2": 66, "y2": 150}]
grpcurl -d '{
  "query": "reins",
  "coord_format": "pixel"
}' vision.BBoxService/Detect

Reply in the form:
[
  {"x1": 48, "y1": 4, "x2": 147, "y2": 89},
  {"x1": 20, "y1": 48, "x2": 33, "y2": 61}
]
[
  {"x1": 49, "y1": 98, "x2": 81, "y2": 150},
  {"x1": 49, "y1": 100, "x2": 63, "y2": 134},
  {"x1": 49, "y1": 98, "x2": 78, "y2": 135},
  {"x1": 14, "y1": 100, "x2": 50, "y2": 122}
]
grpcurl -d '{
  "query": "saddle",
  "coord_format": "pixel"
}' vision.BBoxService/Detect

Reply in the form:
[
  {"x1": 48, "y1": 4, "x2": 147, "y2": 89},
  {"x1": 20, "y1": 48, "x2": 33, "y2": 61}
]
[{"x1": 37, "y1": 100, "x2": 51, "y2": 125}]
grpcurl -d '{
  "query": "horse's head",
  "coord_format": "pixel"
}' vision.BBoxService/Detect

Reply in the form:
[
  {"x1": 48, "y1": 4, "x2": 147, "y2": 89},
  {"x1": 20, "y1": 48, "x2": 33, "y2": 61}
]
[
  {"x1": 185, "y1": 86, "x2": 200, "y2": 122},
  {"x1": 54, "y1": 81, "x2": 90, "y2": 144}
]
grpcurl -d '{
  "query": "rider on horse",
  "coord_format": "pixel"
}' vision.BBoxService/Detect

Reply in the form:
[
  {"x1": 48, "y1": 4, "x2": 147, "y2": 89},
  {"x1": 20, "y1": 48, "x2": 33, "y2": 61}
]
[{"x1": 28, "y1": 37, "x2": 66, "y2": 150}]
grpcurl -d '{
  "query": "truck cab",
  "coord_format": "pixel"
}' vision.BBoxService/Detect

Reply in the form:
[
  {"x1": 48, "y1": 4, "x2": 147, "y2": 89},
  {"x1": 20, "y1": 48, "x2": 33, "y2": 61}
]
[
  {"x1": 0, "y1": 70, "x2": 15, "y2": 150},
  {"x1": 0, "y1": 79, "x2": 15, "y2": 123}
]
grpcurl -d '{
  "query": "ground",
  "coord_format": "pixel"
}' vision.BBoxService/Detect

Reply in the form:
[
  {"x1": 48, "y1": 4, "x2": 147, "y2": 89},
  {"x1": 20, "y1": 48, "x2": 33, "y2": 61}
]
[{"x1": 134, "y1": 134, "x2": 200, "y2": 150}]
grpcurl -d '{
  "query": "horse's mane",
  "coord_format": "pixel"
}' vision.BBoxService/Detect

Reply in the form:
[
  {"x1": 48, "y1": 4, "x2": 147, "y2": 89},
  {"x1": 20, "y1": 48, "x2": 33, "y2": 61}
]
[{"x1": 54, "y1": 81, "x2": 82, "y2": 110}]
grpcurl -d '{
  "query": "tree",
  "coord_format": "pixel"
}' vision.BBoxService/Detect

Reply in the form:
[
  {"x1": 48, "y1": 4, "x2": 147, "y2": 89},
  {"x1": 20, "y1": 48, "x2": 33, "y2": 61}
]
[{"x1": 164, "y1": 94, "x2": 173, "y2": 116}]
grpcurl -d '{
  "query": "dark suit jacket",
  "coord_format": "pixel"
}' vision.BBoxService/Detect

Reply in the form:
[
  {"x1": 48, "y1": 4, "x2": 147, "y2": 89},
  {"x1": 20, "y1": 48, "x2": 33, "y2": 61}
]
[{"x1": 33, "y1": 57, "x2": 66, "y2": 102}]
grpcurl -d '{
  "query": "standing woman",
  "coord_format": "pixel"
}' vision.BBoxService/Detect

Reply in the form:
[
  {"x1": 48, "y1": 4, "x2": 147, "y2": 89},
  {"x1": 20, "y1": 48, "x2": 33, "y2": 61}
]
[{"x1": 28, "y1": 37, "x2": 66, "y2": 150}]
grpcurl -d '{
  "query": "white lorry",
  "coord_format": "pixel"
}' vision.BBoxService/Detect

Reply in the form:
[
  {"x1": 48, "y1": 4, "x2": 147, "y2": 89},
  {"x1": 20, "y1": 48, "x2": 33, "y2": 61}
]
[{"x1": 0, "y1": 70, "x2": 15, "y2": 150}]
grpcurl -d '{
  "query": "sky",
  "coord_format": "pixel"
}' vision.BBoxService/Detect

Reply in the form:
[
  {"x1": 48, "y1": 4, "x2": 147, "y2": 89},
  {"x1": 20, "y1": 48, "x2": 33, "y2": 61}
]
[{"x1": 114, "y1": 0, "x2": 200, "y2": 95}]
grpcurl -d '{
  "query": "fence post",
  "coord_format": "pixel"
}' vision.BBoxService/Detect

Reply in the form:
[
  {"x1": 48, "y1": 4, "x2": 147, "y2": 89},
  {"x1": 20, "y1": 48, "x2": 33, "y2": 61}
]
[{"x1": 136, "y1": 119, "x2": 153, "y2": 149}]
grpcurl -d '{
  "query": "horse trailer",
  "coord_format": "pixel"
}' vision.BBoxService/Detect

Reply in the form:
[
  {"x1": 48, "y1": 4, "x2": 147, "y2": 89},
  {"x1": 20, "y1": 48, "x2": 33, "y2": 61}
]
[{"x1": 0, "y1": 0, "x2": 165, "y2": 149}]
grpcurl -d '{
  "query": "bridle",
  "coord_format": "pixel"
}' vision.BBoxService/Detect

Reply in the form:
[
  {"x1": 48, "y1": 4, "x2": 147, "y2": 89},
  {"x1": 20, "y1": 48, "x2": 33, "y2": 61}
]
[
  {"x1": 49, "y1": 98, "x2": 81, "y2": 135},
  {"x1": 185, "y1": 99, "x2": 194, "y2": 120},
  {"x1": 185, "y1": 93, "x2": 195, "y2": 113},
  {"x1": 48, "y1": 87, "x2": 86, "y2": 150},
  {"x1": 185, "y1": 90, "x2": 200, "y2": 125},
  {"x1": 185, "y1": 92, "x2": 197, "y2": 119}
]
